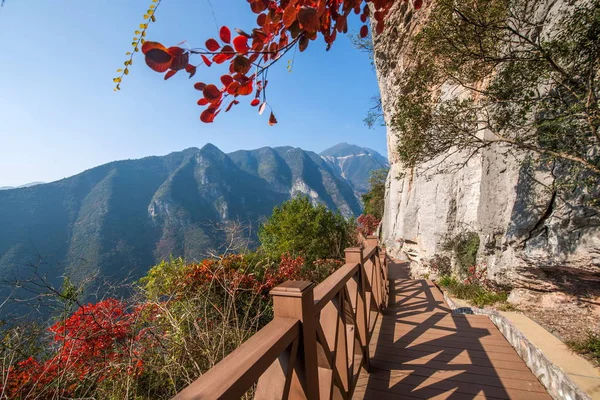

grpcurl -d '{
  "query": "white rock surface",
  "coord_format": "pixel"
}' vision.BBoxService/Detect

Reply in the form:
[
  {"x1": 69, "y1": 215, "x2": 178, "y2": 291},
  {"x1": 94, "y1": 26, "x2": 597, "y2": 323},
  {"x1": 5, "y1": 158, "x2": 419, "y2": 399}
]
[{"x1": 374, "y1": 1, "x2": 600, "y2": 288}]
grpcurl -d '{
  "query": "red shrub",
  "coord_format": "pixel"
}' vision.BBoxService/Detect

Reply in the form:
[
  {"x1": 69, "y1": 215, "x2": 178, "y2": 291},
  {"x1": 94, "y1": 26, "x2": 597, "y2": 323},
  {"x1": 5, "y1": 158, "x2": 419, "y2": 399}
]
[{"x1": 357, "y1": 214, "x2": 380, "y2": 237}]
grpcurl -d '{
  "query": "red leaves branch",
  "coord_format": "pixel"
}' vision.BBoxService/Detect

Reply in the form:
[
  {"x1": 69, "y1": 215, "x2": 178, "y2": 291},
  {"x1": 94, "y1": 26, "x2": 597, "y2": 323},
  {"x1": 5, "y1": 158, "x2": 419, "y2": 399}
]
[{"x1": 138, "y1": 0, "x2": 422, "y2": 124}]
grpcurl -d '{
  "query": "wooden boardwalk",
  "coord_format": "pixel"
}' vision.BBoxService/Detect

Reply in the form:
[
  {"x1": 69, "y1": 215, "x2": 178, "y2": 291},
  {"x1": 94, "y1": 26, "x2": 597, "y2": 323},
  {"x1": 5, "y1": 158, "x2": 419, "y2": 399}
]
[{"x1": 354, "y1": 262, "x2": 551, "y2": 400}]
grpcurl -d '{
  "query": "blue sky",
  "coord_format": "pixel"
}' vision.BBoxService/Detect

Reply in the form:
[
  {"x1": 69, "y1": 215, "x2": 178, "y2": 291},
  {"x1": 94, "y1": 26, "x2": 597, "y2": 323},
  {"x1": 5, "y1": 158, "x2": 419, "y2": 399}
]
[{"x1": 0, "y1": 0, "x2": 386, "y2": 187}]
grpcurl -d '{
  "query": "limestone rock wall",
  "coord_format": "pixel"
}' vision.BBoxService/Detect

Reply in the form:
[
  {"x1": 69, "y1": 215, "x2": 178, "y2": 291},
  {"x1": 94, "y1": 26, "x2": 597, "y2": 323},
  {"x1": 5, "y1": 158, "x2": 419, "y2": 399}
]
[{"x1": 374, "y1": 1, "x2": 600, "y2": 290}]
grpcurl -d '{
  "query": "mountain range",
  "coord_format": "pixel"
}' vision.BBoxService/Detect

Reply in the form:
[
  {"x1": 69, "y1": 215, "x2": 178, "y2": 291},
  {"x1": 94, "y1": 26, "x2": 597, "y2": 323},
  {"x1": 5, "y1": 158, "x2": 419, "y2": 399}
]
[
  {"x1": 0, "y1": 143, "x2": 387, "y2": 309},
  {"x1": 0, "y1": 182, "x2": 45, "y2": 191}
]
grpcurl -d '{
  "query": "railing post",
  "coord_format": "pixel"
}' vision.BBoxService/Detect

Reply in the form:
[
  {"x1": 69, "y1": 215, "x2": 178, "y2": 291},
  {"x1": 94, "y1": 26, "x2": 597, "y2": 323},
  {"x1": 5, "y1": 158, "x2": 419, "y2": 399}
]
[
  {"x1": 365, "y1": 235, "x2": 378, "y2": 248},
  {"x1": 346, "y1": 247, "x2": 370, "y2": 371},
  {"x1": 366, "y1": 235, "x2": 385, "y2": 309},
  {"x1": 257, "y1": 281, "x2": 320, "y2": 400}
]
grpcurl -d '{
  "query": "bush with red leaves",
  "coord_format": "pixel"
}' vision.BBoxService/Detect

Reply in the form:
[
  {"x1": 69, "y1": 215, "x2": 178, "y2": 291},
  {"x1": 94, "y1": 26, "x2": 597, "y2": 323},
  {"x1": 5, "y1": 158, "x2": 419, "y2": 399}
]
[{"x1": 357, "y1": 213, "x2": 380, "y2": 237}]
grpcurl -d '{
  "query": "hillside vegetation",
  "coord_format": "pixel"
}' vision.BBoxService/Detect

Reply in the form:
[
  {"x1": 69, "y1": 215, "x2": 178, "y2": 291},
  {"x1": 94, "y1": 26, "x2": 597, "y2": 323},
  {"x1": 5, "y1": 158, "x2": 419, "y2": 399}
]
[{"x1": 0, "y1": 196, "x2": 362, "y2": 399}]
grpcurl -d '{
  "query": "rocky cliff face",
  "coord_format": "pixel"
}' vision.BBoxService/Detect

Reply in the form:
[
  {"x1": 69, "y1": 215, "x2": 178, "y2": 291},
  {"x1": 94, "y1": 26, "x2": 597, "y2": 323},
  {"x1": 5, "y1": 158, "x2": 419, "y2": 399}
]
[{"x1": 374, "y1": 1, "x2": 600, "y2": 293}]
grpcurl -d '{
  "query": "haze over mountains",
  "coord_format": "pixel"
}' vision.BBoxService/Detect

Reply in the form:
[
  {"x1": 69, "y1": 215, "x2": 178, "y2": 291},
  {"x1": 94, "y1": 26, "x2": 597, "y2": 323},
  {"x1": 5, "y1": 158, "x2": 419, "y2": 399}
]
[
  {"x1": 0, "y1": 182, "x2": 45, "y2": 191},
  {"x1": 0, "y1": 143, "x2": 387, "y2": 307}
]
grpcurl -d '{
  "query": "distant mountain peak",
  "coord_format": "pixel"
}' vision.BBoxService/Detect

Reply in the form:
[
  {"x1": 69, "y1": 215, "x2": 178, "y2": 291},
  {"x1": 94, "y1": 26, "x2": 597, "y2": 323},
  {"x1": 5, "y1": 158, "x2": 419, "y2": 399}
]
[
  {"x1": 319, "y1": 144, "x2": 388, "y2": 193},
  {"x1": 319, "y1": 143, "x2": 387, "y2": 160}
]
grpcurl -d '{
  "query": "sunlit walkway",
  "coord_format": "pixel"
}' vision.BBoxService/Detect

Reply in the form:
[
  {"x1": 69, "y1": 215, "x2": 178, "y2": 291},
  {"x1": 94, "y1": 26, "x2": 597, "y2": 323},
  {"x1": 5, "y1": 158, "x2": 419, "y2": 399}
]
[{"x1": 353, "y1": 261, "x2": 551, "y2": 399}]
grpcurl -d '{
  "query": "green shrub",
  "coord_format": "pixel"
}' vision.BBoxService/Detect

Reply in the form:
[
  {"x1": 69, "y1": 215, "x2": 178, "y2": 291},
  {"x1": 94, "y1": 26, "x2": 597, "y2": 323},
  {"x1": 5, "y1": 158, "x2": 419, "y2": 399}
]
[
  {"x1": 568, "y1": 333, "x2": 600, "y2": 364},
  {"x1": 437, "y1": 275, "x2": 457, "y2": 287},
  {"x1": 259, "y1": 197, "x2": 355, "y2": 262},
  {"x1": 437, "y1": 275, "x2": 507, "y2": 307},
  {"x1": 442, "y1": 232, "x2": 480, "y2": 275}
]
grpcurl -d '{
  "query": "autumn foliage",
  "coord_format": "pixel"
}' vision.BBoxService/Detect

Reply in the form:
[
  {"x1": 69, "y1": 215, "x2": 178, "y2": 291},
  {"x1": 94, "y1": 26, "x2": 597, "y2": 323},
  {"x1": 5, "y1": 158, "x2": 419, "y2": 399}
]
[
  {"x1": 116, "y1": 0, "x2": 422, "y2": 124},
  {"x1": 1, "y1": 251, "x2": 344, "y2": 398},
  {"x1": 357, "y1": 213, "x2": 380, "y2": 236},
  {"x1": 1, "y1": 299, "x2": 146, "y2": 398}
]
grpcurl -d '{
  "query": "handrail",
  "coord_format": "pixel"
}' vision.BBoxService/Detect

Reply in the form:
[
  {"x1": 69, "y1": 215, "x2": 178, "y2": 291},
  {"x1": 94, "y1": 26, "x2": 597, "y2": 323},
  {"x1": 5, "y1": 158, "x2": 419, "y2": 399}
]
[
  {"x1": 173, "y1": 317, "x2": 300, "y2": 400},
  {"x1": 172, "y1": 235, "x2": 388, "y2": 399},
  {"x1": 313, "y1": 262, "x2": 359, "y2": 312}
]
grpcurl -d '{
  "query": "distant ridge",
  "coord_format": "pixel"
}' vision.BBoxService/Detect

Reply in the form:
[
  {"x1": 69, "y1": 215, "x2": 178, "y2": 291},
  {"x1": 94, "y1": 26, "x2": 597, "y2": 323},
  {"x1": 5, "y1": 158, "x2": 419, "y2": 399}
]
[
  {"x1": 0, "y1": 181, "x2": 45, "y2": 190},
  {"x1": 0, "y1": 143, "x2": 382, "y2": 312}
]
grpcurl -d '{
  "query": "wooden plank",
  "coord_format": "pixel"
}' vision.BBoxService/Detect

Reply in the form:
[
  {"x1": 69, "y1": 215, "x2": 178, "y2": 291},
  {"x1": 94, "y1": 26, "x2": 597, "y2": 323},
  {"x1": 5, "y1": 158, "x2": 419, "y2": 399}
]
[
  {"x1": 363, "y1": 344, "x2": 528, "y2": 365},
  {"x1": 367, "y1": 348, "x2": 531, "y2": 372},
  {"x1": 371, "y1": 330, "x2": 516, "y2": 347},
  {"x1": 355, "y1": 372, "x2": 552, "y2": 400},
  {"x1": 367, "y1": 354, "x2": 539, "y2": 381},
  {"x1": 371, "y1": 335, "x2": 523, "y2": 355},
  {"x1": 353, "y1": 274, "x2": 552, "y2": 400},
  {"x1": 366, "y1": 362, "x2": 548, "y2": 392}
]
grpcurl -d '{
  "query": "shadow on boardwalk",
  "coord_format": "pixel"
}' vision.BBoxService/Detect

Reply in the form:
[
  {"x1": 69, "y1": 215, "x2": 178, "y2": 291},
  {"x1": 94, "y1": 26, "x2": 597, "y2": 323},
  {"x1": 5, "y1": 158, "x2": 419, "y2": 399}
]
[{"x1": 354, "y1": 261, "x2": 550, "y2": 399}]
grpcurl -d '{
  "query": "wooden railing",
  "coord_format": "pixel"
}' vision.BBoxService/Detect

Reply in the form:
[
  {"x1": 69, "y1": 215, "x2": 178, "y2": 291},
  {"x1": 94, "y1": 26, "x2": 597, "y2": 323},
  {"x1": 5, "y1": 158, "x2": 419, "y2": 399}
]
[{"x1": 173, "y1": 235, "x2": 388, "y2": 400}]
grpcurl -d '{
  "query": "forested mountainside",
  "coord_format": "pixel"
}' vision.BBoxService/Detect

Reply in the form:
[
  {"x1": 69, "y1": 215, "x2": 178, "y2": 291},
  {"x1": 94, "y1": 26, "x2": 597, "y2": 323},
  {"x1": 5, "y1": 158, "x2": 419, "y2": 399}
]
[{"x1": 0, "y1": 143, "x2": 385, "y2": 309}]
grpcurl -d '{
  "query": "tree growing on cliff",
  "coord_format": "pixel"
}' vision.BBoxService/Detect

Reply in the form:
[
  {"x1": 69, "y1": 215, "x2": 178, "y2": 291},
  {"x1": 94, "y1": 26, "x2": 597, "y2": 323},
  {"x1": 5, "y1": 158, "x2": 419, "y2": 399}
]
[
  {"x1": 362, "y1": 168, "x2": 388, "y2": 219},
  {"x1": 393, "y1": 0, "x2": 600, "y2": 194}
]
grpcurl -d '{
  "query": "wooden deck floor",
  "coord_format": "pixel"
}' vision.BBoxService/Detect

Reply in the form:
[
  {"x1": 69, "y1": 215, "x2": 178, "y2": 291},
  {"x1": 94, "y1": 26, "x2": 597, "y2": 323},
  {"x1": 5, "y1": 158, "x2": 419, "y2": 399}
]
[{"x1": 353, "y1": 262, "x2": 551, "y2": 400}]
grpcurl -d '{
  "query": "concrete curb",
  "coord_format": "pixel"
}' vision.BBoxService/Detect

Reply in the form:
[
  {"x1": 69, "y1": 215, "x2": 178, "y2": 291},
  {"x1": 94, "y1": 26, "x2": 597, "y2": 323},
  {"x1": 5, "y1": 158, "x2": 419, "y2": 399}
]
[{"x1": 436, "y1": 284, "x2": 592, "y2": 400}]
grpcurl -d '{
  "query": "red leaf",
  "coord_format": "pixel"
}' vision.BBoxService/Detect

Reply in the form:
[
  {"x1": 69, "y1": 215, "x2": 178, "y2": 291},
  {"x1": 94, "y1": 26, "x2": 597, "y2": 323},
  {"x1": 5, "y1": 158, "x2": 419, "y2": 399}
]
[
  {"x1": 360, "y1": 25, "x2": 369, "y2": 38},
  {"x1": 238, "y1": 80, "x2": 253, "y2": 96},
  {"x1": 167, "y1": 47, "x2": 185, "y2": 57},
  {"x1": 250, "y1": 98, "x2": 260, "y2": 107},
  {"x1": 203, "y1": 84, "x2": 222, "y2": 103},
  {"x1": 214, "y1": 45, "x2": 235, "y2": 64},
  {"x1": 268, "y1": 112, "x2": 278, "y2": 126},
  {"x1": 257, "y1": 13, "x2": 267, "y2": 27},
  {"x1": 225, "y1": 100, "x2": 240, "y2": 112},
  {"x1": 205, "y1": 38, "x2": 221, "y2": 52},
  {"x1": 142, "y1": 41, "x2": 167, "y2": 55},
  {"x1": 233, "y1": 36, "x2": 249, "y2": 54},
  {"x1": 194, "y1": 82, "x2": 207, "y2": 91},
  {"x1": 253, "y1": 29, "x2": 268, "y2": 44},
  {"x1": 233, "y1": 56, "x2": 251, "y2": 74},
  {"x1": 200, "y1": 108, "x2": 217, "y2": 123},
  {"x1": 168, "y1": 47, "x2": 189, "y2": 71},
  {"x1": 297, "y1": 6, "x2": 319, "y2": 32},
  {"x1": 250, "y1": 0, "x2": 267, "y2": 14},
  {"x1": 219, "y1": 26, "x2": 231, "y2": 44},
  {"x1": 201, "y1": 55, "x2": 212, "y2": 67},
  {"x1": 185, "y1": 64, "x2": 197, "y2": 78},
  {"x1": 197, "y1": 98, "x2": 209, "y2": 106},
  {"x1": 164, "y1": 70, "x2": 177, "y2": 80},
  {"x1": 299, "y1": 36, "x2": 309, "y2": 52},
  {"x1": 413, "y1": 0, "x2": 423, "y2": 9},
  {"x1": 221, "y1": 75, "x2": 234, "y2": 86},
  {"x1": 283, "y1": 4, "x2": 297, "y2": 28},
  {"x1": 227, "y1": 81, "x2": 240, "y2": 95},
  {"x1": 213, "y1": 54, "x2": 228, "y2": 64},
  {"x1": 145, "y1": 48, "x2": 172, "y2": 72}
]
